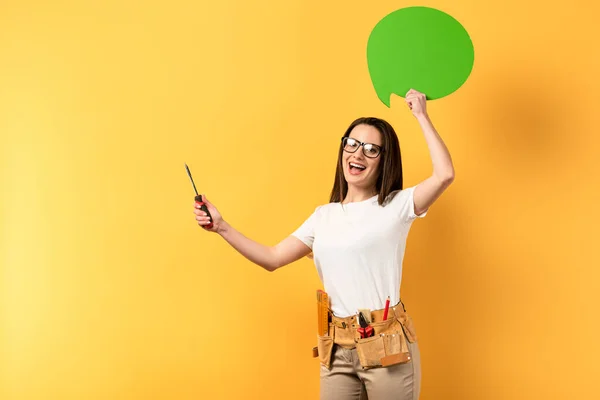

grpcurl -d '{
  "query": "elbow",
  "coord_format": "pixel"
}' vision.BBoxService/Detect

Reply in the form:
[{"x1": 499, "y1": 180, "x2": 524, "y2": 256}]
[
  {"x1": 438, "y1": 169, "x2": 455, "y2": 186},
  {"x1": 443, "y1": 173, "x2": 455, "y2": 186},
  {"x1": 263, "y1": 250, "x2": 282, "y2": 272},
  {"x1": 264, "y1": 264, "x2": 279, "y2": 272},
  {"x1": 261, "y1": 260, "x2": 278, "y2": 272}
]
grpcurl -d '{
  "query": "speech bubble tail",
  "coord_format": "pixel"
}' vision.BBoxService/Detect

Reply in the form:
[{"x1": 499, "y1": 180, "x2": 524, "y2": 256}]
[{"x1": 376, "y1": 90, "x2": 391, "y2": 108}]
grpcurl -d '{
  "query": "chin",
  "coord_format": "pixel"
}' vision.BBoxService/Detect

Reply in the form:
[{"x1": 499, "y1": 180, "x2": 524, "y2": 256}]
[{"x1": 345, "y1": 175, "x2": 368, "y2": 187}]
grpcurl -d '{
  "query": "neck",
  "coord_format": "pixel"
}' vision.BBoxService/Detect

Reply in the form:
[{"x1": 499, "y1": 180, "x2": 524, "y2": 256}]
[{"x1": 342, "y1": 185, "x2": 377, "y2": 204}]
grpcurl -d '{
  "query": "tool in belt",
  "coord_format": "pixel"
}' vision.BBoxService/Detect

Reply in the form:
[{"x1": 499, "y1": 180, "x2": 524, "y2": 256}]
[{"x1": 357, "y1": 311, "x2": 374, "y2": 338}]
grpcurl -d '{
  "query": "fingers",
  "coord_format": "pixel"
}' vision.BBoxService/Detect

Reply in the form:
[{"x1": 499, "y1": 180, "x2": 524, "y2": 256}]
[
  {"x1": 192, "y1": 197, "x2": 215, "y2": 230},
  {"x1": 195, "y1": 211, "x2": 212, "y2": 225},
  {"x1": 193, "y1": 209, "x2": 209, "y2": 217},
  {"x1": 193, "y1": 204, "x2": 209, "y2": 217},
  {"x1": 196, "y1": 217, "x2": 212, "y2": 226},
  {"x1": 405, "y1": 90, "x2": 426, "y2": 106},
  {"x1": 405, "y1": 88, "x2": 425, "y2": 97},
  {"x1": 193, "y1": 206, "x2": 209, "y2": 216},
  {"x1": 405, "y1": 89, "x2": 426, "y2": 112},
  {"x1": 193, "y1": 201, "x2": 213, "y2": 224}
]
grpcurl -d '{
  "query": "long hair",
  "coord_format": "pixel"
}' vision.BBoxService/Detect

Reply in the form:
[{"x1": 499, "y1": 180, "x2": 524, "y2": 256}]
[{"x1": 329, "y1": 117, "x2": 403, "y2": 206}]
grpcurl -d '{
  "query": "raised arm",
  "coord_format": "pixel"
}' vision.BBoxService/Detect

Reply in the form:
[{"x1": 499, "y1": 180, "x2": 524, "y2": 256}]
[
  {"x1": 405, "y1": 89, "x2": 455, "y2": 216},
  {"x1": 194, "y1": 195, "x2": 312, "y2": 271}
]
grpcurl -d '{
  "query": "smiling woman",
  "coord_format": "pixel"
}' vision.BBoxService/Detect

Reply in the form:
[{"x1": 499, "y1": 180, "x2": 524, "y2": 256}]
[
  {"x1": 330, "y1": 117, "x2": 403, "y2": 206},
  {"x1": 193, "y1": 88, "x2": 455, "y2": 400}
]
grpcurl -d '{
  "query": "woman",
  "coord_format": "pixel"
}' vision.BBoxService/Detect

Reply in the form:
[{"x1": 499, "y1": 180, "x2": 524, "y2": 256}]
[{"x1": 193, "y1": 89, "x2": 454, "y2": 399}]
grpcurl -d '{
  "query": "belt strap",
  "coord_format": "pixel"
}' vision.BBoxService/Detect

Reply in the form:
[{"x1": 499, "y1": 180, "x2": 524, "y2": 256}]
[{"x1": 331, "y1": 300, "x2": 406, "y2": 326}]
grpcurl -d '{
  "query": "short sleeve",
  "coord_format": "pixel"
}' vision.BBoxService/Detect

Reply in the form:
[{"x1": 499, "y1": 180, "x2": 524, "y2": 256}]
[
  {"x1": 389, "y1": 186, "x2": 428, "y2": 222},
  {"x1": 291, "y1": 206, "x2": 321, "y2": 249}
]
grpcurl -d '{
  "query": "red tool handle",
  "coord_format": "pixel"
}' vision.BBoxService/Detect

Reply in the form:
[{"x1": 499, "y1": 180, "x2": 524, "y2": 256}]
[
  {"x1": 195, "y1": 195, "x2": 213, "y2": 229},
  {"x1": 358, "y1": 326, "x2": 374, "y2": 339}
]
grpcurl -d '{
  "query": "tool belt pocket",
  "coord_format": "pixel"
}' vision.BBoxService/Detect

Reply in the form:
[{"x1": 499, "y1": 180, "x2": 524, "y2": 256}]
[
  {"x1": 397, "y1": 313, "x2": 418, "y2": 343},
  {"x1": 355, "y1": 319, "x2": 411, "y2": 369},
  {"x1": 313, "y1": 324, "x2": 335, "y2": 369},
  {"x1": 316, "y1": 334, "x2": 334, "y2": 369}
]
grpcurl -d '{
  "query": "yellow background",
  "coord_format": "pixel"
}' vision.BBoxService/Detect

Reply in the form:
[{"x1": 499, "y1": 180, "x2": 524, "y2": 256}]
[{"x1": 2, "y1": 0, "x2": 599, "y2": 399}]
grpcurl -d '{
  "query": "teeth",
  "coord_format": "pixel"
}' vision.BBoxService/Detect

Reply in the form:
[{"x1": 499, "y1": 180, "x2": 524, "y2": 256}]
[{"x1": 350, "y1": 163, "x2": 366, "y2": 170}]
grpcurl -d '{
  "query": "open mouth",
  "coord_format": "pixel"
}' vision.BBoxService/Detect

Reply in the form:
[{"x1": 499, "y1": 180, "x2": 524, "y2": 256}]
[{"x1": 348, "y1": 162, "x2": 366, "y2": 175}]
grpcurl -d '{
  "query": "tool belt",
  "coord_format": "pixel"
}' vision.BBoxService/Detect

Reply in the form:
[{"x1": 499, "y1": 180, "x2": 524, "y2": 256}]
[{"x1": 312, "y1": 301, "x2": 418, "y2": 370}]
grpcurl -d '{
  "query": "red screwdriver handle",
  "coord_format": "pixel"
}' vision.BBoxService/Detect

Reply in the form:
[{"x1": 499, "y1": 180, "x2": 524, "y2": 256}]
[{"x1": 195, "y1": 195, "x2": 213, "y2": 229}]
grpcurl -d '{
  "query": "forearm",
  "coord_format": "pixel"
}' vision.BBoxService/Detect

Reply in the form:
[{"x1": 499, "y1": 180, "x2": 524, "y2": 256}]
[
  {"x1": 217, "y1": 221, "x2": 278, "y2": 271},
  {"x1": 416, "y1": 113, "x2": 455, "y2": 182}
]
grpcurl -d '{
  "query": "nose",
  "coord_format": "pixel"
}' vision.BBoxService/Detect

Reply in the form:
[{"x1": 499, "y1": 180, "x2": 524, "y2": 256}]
[{"x1": 352, "y1": 147, "x2": 366, "y2": 161}]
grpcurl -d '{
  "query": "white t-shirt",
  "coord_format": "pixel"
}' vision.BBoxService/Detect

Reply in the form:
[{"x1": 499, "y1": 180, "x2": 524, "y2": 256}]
[{"x1": 291, "y1": 186, "x2": 427, "y2": 317}]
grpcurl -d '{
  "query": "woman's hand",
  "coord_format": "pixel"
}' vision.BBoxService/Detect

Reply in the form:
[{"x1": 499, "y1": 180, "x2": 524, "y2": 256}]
[
  {"x1": 193, "y1": 195, "x2": 224, "y2": 233},
  {"x1": 405, "y1": 89, "x2": 428, "y2": 118}
]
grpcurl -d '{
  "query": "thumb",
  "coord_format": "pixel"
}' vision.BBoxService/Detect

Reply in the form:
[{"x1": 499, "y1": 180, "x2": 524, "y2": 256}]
[{"x1": 202, "y1": 194, "x2": 211, "y2": 205}]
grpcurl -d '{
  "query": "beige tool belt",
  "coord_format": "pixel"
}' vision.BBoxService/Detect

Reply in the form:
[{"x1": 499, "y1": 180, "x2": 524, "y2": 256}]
[{"x1": 313, "y1": 301, "x2": 418, "y2": 370}]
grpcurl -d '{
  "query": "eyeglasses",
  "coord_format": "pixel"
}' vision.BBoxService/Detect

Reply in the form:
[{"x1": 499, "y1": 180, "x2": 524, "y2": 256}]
[{"x1": 341, "y1": 137, "x2": 383, "y2": 158}]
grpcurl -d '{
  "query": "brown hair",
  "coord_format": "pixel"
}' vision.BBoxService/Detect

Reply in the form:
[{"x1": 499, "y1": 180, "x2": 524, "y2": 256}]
[{"x1": 329, "y1": 117, "x2": 403, "y2": 206}]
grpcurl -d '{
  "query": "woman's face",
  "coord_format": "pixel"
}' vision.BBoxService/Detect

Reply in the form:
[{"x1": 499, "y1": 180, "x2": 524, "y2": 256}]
[{"x1": 342, "y1": 124, "x2": 383, "y2": 191}]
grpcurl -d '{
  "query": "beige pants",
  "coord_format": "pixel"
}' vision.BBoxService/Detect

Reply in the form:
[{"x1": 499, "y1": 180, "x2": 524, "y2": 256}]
[{"x1": 319, "y1": 337, "x2": 421, "y2": 400}]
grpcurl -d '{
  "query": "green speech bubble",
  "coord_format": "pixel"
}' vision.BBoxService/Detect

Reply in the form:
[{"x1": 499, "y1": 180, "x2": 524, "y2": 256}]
[{"x1": 367, "y1": 6, "x2": 475, "y2": 105}]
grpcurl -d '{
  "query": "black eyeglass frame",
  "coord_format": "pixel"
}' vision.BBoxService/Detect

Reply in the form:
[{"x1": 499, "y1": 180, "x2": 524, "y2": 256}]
[{"x1": 341, "y1": 137, "x2": 384, "y2": 158}]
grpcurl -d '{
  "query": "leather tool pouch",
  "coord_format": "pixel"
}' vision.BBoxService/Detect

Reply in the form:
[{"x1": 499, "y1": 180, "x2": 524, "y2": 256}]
[
  {"x1": 396, "y1": 311, "x2": 418, "y2": 344},
  {"x1": 354, "y1": 316, "x2": 411, "y2": 369},
  {"x1": 314, "y1": 322, "x2": 335, "y2": 369}
]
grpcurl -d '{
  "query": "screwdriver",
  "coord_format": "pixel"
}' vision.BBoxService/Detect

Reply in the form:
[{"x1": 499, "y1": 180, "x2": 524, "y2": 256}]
[{"x1": 185, "y1": 163, "x2": 213, "y2": 229}]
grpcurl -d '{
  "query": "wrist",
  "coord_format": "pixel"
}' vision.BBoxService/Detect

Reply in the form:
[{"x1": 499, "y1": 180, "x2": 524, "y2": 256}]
[
  {"x1": 415, "y1": 112, "x2": 430, "y2": 122},
  {"x1": 216, "y1": 220, "x2": 230, "y2": 236}
]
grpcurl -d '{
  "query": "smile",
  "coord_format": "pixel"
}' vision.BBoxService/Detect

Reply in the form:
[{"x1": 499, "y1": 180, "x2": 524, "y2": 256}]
[{"x1": 348, "y1": 162, "x2": 367, "y2": 175}]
